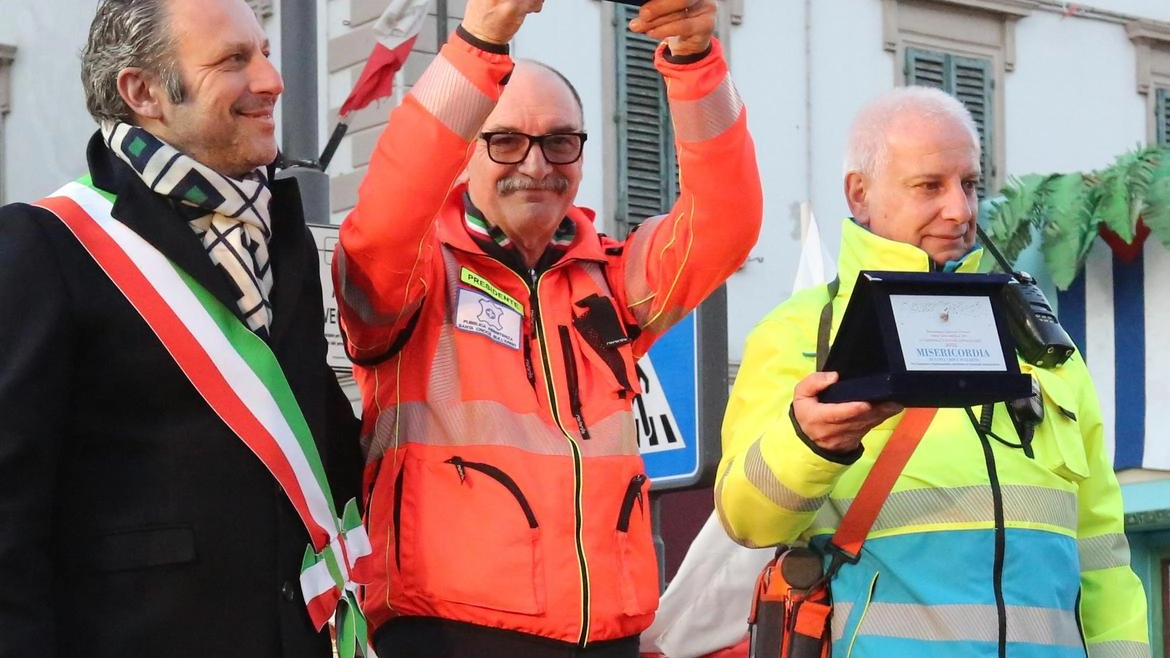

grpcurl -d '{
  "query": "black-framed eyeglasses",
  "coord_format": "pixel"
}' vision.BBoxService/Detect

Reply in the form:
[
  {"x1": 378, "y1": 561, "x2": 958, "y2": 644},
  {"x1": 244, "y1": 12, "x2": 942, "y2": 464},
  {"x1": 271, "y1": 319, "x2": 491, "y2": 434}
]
[{"x1": 480, "y1": 131, "x2": 588, "y2": 165}]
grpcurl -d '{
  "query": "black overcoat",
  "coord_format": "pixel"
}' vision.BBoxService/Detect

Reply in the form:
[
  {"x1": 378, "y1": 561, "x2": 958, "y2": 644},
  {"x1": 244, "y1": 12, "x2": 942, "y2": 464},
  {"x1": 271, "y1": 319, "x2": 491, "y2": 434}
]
[{"x1": 0, "y1": 133, "x2": 362, "y2": 658}]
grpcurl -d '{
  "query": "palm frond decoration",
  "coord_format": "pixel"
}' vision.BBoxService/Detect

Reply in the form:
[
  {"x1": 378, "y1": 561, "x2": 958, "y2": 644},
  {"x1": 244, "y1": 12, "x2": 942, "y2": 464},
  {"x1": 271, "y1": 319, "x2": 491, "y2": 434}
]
[
  {"x1": 1142, "y1": 154, "x2": 1170, "y2": 249},
  {"x1": 984, "y1": 173, "x2": 1049, "y2": 264},
  {"x1": 987, "y1": 145, "x2": 1170, "y2": 290},
  {"x1": 1038, "y1": 172, "x2": 1095, "y2": 289}
]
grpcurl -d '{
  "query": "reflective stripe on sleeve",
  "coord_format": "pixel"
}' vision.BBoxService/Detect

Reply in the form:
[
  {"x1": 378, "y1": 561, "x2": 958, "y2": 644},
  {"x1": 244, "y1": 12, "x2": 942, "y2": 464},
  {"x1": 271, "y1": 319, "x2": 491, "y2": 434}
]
[
  {"x1": 669, "y1": 73, "x2": 743, "y2": 143},
  {"x1": 1088, "y1": 640, "x2": 1156, "y2": 658},
  {"x1": 743, "y1": 438, "x2": 828, "y2": 513},
  {"x1": 410, "y1": 54, "x2": 497, "y2": 142},
  {"x1": 1078, "y1": 532, "x2": 1135, "y2": 572}
]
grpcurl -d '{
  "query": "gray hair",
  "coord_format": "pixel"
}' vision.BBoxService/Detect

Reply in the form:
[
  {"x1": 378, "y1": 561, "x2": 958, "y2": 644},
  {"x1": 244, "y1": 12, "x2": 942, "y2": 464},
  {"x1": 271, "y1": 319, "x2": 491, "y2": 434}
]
[
  {"x1": 81, "y1": 0, "x2": 184, "y2": 124},
  {"x1": 842, "y1": 85, "x2": 980, "y2": 179}
]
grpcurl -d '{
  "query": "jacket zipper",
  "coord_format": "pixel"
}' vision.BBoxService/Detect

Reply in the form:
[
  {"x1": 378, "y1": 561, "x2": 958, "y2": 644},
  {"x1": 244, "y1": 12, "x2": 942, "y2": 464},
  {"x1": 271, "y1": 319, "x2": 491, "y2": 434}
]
[
  {"x1": 616, "y1": 474, "x2": 647, "y2": 532},
  {"x1": 445, "y1": 457, "x2": 539, "y2": 528},
  {"x1": 974, "y1": 419, "x2": 1008, "y2": 658},
  {"x1": 523, "y1": 265, "x2": 593, "y2": 646}
]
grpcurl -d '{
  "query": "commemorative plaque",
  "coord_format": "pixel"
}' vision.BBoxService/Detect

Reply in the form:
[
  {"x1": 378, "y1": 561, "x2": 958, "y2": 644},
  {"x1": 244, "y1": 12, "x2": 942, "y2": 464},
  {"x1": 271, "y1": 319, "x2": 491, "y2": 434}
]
[{"x1": 817, "y1": 271, "x2": 1032, "y2": 407}]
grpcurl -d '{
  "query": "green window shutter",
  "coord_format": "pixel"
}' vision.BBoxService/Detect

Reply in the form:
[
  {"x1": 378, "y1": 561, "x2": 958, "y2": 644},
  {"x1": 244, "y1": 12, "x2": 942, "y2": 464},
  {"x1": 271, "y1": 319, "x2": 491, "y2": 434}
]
[
  {"x1": 1157, "y1": 88, "x2": 1169, "y2": 146},
  {"x1": 905, "y1": 47, "x2": 995, "y2": 198},
  {"x1": 615, "y1": 5, "x2": 678, "y2": 234}
]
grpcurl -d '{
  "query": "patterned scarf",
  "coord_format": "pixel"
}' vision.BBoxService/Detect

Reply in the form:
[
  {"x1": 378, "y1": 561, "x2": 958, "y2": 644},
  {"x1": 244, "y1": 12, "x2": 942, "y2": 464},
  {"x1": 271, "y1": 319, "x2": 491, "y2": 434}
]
[{"x1": 102, "y1": 122, "x2": 274, "y2": 337}]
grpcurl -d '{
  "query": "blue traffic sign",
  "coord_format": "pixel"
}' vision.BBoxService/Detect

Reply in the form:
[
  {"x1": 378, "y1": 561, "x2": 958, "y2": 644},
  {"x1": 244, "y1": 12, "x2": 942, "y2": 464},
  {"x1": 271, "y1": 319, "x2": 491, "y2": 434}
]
[{"x1": 635, "y1": 313, "x2": 700, "y2": 488}]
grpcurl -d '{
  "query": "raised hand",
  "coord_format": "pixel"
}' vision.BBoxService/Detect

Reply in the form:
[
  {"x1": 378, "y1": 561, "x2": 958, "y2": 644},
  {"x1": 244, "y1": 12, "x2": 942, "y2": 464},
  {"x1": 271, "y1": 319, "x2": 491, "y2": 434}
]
[
  {"x1": 627, "y1": 0, "x2": 716, "y2": 57},
  {"x1": 461, "y1": 0, "x2": 545, "y2": 46}
]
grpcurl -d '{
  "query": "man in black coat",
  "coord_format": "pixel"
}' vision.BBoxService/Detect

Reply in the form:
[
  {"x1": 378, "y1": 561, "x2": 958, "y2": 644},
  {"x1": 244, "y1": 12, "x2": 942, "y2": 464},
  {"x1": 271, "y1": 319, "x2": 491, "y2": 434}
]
[{"x1": 0, "y1": 0, "x2": 361, "y2": 656}]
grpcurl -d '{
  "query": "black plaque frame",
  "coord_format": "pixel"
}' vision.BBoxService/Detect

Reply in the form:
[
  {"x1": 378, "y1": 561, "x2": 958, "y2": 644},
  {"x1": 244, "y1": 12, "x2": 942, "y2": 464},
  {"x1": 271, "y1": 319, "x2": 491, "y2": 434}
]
[{"x1": 818, "y1": 270, "x2": 1031, "y2": 407}]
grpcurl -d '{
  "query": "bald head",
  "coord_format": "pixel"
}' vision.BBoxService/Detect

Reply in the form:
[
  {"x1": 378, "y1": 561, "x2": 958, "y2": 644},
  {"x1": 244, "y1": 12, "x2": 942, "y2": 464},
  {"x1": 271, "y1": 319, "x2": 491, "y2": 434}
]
[{"x1": 516, "y1": 59, "x2": 584, "y2": 121}]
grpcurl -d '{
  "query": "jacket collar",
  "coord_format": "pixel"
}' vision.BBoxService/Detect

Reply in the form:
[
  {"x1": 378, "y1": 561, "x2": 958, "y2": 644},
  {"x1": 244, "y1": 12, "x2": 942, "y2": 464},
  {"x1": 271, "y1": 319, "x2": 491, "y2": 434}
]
[
  {"x1": 835, "y1": 218, "x2": 984, "y2": 298},
  {"x1": 86, "y1": 131, "x2": 306, "y2": 345}
]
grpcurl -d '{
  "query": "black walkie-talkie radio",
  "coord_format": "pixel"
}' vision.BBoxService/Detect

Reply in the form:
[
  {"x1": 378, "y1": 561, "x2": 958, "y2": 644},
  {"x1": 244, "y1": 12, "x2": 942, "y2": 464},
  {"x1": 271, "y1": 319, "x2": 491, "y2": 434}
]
[{"x1": 977, "y1": 226, "x2": 1076, "y2": 368}]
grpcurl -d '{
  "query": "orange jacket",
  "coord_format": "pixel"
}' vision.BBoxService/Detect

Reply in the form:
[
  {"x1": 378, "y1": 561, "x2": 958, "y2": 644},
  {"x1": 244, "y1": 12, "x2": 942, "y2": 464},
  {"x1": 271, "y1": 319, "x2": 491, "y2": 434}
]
[{"x1": 335, "y1": 31, "x2": 762, "y2": 648}]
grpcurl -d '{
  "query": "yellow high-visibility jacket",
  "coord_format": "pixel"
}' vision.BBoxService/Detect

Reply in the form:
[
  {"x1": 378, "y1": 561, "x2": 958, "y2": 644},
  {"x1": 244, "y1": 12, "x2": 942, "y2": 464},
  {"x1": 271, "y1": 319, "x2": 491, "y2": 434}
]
[{"x1": 717, "y1": 219, "x2": 1149, "y2": 658}]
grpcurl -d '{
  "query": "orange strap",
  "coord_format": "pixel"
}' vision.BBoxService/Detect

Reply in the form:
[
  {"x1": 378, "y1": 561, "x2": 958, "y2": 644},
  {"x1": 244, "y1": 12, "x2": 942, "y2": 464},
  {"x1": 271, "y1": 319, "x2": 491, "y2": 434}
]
[
  {"x1": 829, "y1": 407, "x2": 938, "y2": 560},
  {"x1": 794, "y1": 600, "x2": 833, "y2": 638}
]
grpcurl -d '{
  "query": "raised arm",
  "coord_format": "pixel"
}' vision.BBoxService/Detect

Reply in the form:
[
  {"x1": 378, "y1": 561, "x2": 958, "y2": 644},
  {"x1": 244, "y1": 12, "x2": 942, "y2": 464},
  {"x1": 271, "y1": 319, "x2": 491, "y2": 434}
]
[
  {"x1": 333, "y1": 0, "x2": 542, "y2": 362},
  {"x1": 620, "y1": 1, "x2": 763, "y2": 344}
]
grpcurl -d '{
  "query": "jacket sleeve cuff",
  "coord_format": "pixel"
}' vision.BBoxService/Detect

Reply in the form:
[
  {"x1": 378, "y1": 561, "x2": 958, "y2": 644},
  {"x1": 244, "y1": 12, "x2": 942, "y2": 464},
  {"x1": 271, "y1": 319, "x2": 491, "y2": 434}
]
[
  {"x1": 455, "y1": 25, "x2": 510, "y2": 55},
  {"x1": 662, "y1": 43, "x2": 713, "y2": 65},
  {"x1": 789, "y1": 403, "x2": 864, "y2": 465},
  {"x1": 655, "y1": 36, "x2": 728, "y2": 100}
]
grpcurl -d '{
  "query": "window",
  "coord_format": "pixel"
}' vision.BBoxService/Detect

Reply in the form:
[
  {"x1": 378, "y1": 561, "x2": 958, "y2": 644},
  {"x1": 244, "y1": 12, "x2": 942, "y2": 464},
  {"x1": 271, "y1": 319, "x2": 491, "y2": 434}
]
[
  {"x1": 0, "y1": 44, "x2": 14, "y2": 205},
  {"x1": 884, "y1": 0, "x2": 1030, "y2": 197},
  {"x1": 613, "y1": 3, "x2": 677, "y2": 235},
  {"x1": 1126, "y1": 20, "x2": 1170, "y2": 146},
  {"x1": 610, "y1": 2, "x2": 734, "y2": 235},
  {"x1": 904, "y1": 47, "x2": 995, "y2": 198},
  {"x1": 1158, "y1": 88, "x2": 1170, "y2": 146}
]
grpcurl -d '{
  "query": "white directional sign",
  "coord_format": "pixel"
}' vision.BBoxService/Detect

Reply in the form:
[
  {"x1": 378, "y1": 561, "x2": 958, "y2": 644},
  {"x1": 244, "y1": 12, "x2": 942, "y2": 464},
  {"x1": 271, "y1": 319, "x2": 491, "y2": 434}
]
[{"x1": 307, "y1": 224, "x2": 349, "y2": 372}]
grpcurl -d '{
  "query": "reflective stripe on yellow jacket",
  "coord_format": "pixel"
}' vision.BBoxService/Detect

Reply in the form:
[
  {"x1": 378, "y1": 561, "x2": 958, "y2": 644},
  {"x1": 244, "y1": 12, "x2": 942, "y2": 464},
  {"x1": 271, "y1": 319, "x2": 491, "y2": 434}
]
[
  {"x1": 716, "y1": 219, "x2": 1148, "y2": 657},
  {"x1": 335, "y1": 33, "x2": 762, "y2": 645}
]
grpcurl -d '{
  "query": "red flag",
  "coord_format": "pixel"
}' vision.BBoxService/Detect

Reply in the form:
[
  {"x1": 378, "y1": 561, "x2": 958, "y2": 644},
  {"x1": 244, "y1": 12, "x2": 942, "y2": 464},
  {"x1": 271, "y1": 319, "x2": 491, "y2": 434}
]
[{"x1": 339, "y1": 0, "x2": 430, "y2": 117}]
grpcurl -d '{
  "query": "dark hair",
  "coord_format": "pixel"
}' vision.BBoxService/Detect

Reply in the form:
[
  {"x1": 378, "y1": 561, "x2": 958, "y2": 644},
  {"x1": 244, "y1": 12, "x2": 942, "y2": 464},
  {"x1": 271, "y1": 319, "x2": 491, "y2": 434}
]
[{"x1": 80, "y1": 0, "x2": 184, "y2": 124}]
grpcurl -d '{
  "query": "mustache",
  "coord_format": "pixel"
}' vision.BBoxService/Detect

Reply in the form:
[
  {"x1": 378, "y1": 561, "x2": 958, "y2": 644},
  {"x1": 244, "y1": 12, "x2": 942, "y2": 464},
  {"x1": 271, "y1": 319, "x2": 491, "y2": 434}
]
[{"x1": 497, "y1": 175, "x2": 571, "y2": 195}]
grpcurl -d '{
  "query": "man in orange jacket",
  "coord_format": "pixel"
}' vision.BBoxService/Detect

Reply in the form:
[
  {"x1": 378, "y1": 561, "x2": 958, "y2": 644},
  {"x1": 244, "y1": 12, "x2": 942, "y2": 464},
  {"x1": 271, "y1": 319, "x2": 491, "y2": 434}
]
[{"x1": 334, "y1": 0, "x2": 763, "y2": 656}]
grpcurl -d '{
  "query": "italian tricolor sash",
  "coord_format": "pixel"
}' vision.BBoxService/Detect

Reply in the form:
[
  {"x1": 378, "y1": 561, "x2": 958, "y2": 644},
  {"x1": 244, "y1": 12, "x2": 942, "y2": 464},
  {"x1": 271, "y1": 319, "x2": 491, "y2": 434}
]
[{"x1": 34, "y1": 178, "x2": 370, "y2": 657}]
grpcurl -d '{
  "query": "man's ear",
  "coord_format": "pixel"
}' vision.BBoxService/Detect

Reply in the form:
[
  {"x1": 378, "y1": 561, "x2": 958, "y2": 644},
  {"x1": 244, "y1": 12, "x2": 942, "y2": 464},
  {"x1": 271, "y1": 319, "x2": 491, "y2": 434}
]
[
  {"x1": 116, "y1": 67, "x2": 165, "y2": 120},
  {"x1": 844, "y1": 171, "x2": 869, "y2": 225}
]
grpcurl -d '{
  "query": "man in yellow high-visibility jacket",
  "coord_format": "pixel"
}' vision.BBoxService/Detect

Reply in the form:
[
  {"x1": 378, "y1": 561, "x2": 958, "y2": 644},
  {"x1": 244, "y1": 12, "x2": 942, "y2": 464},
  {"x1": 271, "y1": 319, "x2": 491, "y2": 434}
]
[{"x1": 716, "y1": 86, "x2": 1149, "y2": 658}]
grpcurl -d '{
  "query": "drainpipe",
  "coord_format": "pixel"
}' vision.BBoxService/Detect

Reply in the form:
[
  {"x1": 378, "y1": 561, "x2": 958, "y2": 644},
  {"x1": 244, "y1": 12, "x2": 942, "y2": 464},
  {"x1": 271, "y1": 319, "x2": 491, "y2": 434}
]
[{"x1": 278, "y1": 0, "x2": 330, "y2": 224}]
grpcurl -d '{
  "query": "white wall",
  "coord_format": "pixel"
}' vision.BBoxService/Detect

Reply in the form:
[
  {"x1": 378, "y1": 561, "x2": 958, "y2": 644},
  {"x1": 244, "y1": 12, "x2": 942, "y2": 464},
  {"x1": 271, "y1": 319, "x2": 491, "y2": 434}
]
[
  {"x1": 1007, "y1": 11, "x2": 1147, "y2": 176},
  {"x1": 0, "y1": 0, "x2": 94, "y2": 202},
  {"x1": 1092, "y1": 0, "x2": 1170, "y2": 21}
]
